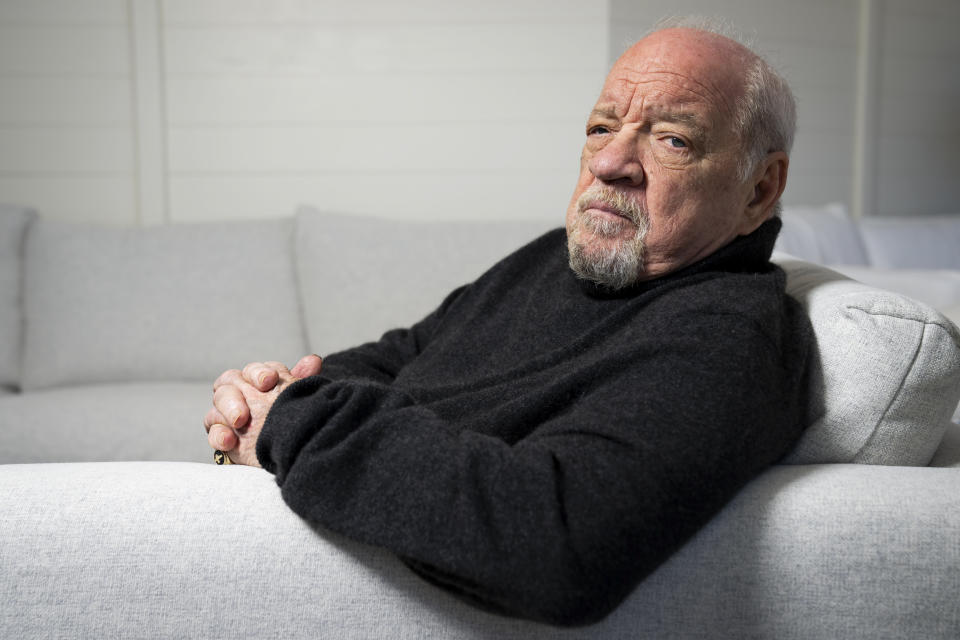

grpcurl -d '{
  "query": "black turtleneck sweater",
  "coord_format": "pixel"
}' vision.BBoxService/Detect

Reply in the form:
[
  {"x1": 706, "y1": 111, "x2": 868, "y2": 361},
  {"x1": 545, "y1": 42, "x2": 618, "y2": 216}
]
[{"x1": 257, "y1": 218, "x2": 812, "y2": 626}]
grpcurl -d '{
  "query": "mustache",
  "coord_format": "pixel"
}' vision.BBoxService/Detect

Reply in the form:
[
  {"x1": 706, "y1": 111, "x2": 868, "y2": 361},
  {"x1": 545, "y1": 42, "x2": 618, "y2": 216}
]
[{"x1": 575, "y1": 184, "x2": 646, "y2": 225}]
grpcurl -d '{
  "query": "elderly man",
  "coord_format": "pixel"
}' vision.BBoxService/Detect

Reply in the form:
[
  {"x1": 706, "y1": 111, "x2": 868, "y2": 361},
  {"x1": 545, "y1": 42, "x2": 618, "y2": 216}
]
[{"x1": 203, "y1": 25, "x2": 811, "y2": 626}]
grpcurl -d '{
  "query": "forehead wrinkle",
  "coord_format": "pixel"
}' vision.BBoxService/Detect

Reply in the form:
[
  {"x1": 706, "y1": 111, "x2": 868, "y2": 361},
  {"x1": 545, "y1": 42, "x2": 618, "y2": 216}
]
[
  {"x1": 619, "y1": 69, "x2": 737, "y2": 119},
  {"x1": 651, "y1": 70, "x2": 738, "y2": 118},
  {"x1": 594, "y1": 64, "x2": 739, "y2": 137}
]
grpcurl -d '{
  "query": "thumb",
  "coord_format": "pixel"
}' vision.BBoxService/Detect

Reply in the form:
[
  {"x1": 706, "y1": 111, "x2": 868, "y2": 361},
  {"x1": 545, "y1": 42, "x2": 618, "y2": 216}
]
[{"x1": 290, "y1": 354, "x2": 323, "y2": 379}]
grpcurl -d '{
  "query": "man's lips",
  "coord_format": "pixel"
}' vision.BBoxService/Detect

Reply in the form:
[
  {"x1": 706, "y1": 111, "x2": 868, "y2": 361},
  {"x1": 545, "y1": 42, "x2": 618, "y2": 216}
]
[{"x1": 584, "y1": 201, "x2": 631, "y2": 221}]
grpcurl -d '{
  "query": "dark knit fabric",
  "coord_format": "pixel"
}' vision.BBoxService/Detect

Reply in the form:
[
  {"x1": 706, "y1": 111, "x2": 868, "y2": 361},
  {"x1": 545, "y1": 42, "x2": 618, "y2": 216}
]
[{"x1": 257, "y1": 218, "x2": 812, "y2": 626}]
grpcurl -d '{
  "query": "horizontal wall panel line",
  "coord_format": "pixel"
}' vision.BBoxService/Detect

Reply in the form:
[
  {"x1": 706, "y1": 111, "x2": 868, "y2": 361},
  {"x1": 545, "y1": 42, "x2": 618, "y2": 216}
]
[
  {"x1": 0, "y1": 124, "x2": 133, "y2": 130},
  {"x1": 0, "y1": 171, "x2": 133, "y2": 177},
  {"x1": 166, "y1": 120, "x2": 578, "y2": 128},
  {"x1": 0, "y1": 21, "x2": 127, "y2": 27},
  {"x1": 164, "y1": 20, "x2": 604, "y2": 28},
  {"x1": 165, "y1": 70, "x2": 602, "y2": 77},
  {"x1": 0, "y1": 72, "x2": 129, "y2": 79},
  {"x1": 168, "y1": 169, "x2": 565, "y2": 177},
  {"x1": 162, "y1": 68, "x2": 600, "y2": 76}
]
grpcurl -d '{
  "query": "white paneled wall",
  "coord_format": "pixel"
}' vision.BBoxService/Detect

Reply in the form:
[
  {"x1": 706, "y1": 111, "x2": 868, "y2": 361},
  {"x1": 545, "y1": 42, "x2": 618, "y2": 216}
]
[
  {"x1": 162, "y1": 0, "x2": 607, "y2": 223},
  {"x1": 0, "y1": 0, "x2": 138, "y2": 224},
  {"x1": 0, "y1": 0, "x2": 608, "y2": 225},
  {"x1": 1, "y1": 0, "x2": 958, "y2": 225},
  {"x1": 874, "y1": 1, "x2": 960, "y2": 217}
]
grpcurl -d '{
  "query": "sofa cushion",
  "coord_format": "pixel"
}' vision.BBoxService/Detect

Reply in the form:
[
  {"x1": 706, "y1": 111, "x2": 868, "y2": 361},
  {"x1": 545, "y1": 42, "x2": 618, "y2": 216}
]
[
  {"x1": 776, "y1": 203, "x2": 869, "y2": 265},
  {"x1": 294, "y1": 206, "x2": 556, "y2": 354},
  {"x1": 775, "y1": 255, "x2": 960, "y2": 465},
  {"x1": 0, "y1": 382, "x2": 213, "y2": 463},
  {"x1": 860, "y1": 216, "x2": 960, "y2": 270},
  {"x1": 22, "y1": 218, "x2": 307, "y2": 390},
  {"x1": 0, "y1": 204, "x2": 36, "y2": 390}
]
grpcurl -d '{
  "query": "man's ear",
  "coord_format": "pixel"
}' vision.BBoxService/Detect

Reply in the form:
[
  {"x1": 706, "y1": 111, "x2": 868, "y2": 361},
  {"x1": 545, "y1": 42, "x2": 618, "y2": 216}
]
[{"x1": 739, "y1": 151, "x2": 789, "y2": 235}]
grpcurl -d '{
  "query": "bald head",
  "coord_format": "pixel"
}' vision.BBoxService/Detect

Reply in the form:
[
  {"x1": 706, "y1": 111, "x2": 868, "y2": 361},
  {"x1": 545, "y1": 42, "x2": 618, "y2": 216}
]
[
  {"x1": 565, "y1": 23, "x2": 795, "y2": 288},
  {"x1": 613, "y1": 28, "x2": 757, "y2": 122}
]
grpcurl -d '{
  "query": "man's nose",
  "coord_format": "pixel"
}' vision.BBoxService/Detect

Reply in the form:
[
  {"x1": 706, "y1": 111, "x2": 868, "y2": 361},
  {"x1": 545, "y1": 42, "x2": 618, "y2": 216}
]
[{"x1": 588, "y1": 131, "x2": 644, "y2": 186}]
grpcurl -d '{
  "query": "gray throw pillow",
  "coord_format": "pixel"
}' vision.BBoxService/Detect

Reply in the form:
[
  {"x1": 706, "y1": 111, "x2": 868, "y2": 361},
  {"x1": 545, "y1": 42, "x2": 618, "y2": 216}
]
[
  {"x1": 776, "y1": 256, "x2": 960, "y2": 465},
  {"x1": 22, "y1": 217, "x2": 308, "y2": 390},
  {"x1": 294, "y1": 206, "x2": 556, "y2": 354}
]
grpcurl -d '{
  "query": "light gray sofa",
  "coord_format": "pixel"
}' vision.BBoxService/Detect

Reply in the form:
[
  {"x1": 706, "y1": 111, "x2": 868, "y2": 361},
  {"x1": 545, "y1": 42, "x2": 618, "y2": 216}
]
[{"x1": 3, "y1": 203, "x2": 960, "y2": 638}]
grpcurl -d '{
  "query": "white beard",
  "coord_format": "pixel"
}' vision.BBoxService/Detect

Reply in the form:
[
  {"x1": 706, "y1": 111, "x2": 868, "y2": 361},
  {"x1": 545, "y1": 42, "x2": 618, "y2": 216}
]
[{"x1": 567, "y1": 185, "x2": 649, "y2": 290}]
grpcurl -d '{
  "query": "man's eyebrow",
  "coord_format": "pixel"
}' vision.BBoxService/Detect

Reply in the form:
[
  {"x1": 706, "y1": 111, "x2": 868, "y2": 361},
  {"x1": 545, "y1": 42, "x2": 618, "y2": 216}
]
[
  {"x1": 588, "y1": 107, "x2": 619, "y2": 120},
  {"x1": 650, "y1": 109, "x2": 708, "y2": 135},
  {"x1": 588, "y1": 105, "x2": 708, "y2": 137}
]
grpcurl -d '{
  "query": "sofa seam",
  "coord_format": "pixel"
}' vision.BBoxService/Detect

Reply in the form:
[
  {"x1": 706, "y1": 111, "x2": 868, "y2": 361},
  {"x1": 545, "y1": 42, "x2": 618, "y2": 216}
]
[
  {"x1": 850, "y1": 310, "x2": 929, "y2": 463},
  {"x1": 837, "y1": 298, "x2": 960, "y2": 346},
  {"x1": 14, "y1": 209, "x2": 38, "y2": 394},
  {"x1": 288, "y1": 214, "x2": 313, "y2": 357}
]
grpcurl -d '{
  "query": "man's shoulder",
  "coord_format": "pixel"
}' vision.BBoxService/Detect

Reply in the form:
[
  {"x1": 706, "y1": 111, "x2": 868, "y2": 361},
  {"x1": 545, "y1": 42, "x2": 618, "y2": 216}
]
[
  {"x1": 503, "y1": 226, "x2": 567, "y2": 262},
  {"x1": 653, "y1": 259, "x2": 785, "y2": 307},
  {"x1": 641, "y1": 262, "x2": 803, "y2": 343},
  {"x1": 469, "y1": 226, "x2": 568, "y2": 283}
]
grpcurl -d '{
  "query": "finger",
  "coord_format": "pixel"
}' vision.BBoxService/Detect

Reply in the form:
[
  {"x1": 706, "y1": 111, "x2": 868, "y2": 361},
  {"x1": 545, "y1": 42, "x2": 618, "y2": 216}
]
[
  {"x1": 213, "y1": 369, "x2": 258, "y2": 393},
  {"x1": 262, "y1": 361, "x2": 294, "y2": 385},
  {"x1": 213, "y1": 368, "x2": 242, "y2": 391},
  {"x1": 242, "y1": 362, "x2": 279, "y2": 391},
  {"x1": 208, "y1": 424, "x2": 238, "y2": 451},
  {"x1": 213, "y1": 384, "x2": 251, "y2": 429},
  {"x1": 290, "y1": 354, "x2": 323, "y2": 378},
  {"x1": 203, "y1": 406, "x2": 230, "y2": 432}
]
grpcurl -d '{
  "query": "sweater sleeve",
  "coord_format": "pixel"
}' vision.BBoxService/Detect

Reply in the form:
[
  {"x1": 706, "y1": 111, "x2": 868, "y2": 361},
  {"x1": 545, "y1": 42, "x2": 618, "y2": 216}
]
[
  {"x1": 256, "y1": 309, "x2": 809, "y2": 626},
  {"x1": 316, "y1": 285, "x2": 468, "y2": 384}
]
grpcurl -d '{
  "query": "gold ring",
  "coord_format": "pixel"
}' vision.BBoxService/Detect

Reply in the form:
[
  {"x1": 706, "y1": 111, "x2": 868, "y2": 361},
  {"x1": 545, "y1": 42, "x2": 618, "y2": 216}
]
[{"x1": 214, "y1": 450, "x2": 233, "y2": 465}]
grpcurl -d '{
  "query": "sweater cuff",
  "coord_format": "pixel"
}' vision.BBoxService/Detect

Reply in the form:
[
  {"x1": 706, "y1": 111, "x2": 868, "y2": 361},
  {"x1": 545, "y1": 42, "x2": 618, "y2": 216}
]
[
  {"x1": 256, "y1": 374, "x2": 332, "y2": 477},
  {"x1": 255, "y1": 375, "x2": 414, "y2": 482}
]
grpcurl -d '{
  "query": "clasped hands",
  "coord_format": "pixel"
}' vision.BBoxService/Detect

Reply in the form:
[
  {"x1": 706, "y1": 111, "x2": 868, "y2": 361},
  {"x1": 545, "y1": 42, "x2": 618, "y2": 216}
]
[{"x1": 203, "y1": 354, "x2": 323, "y2": 466}]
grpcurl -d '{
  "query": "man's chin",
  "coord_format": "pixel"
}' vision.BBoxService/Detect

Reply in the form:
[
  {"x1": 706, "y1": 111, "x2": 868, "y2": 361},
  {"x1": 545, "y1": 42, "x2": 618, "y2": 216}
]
[
  {"x1": 573, "y1": 228, "x2": 636, "y2": 253},
  {"x1": 567, "y1": 235, "x2": 646, "y2": 290}
]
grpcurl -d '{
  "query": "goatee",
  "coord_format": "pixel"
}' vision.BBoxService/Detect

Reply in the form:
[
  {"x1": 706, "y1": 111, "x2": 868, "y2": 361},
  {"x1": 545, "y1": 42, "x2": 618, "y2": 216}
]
[{"x1": 567, "y1": 184, "x2": 649, "y2": 290}]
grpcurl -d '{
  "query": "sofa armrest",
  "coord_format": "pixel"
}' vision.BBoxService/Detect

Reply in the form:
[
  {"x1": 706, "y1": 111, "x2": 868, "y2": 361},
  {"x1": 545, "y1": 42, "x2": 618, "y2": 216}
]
[
  {"x1": 629, "y1": 463, "x2": 960, "y2": 638},
  {"x1": 2, "y1": 463, "x2": 959, "y2": 639},
  {"x1": 0, "y1": 462, "x2": 558, "y2": 639}
]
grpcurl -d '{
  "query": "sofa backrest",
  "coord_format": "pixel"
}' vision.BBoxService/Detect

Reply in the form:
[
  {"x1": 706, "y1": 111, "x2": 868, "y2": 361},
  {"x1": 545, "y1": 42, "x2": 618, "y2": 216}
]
[
  {"x1": 775, "y1": 203, "x2": 869, "y2": 266},
  {"x1": 0, "y1": 205, "x2": 36, "y2": 391},
  {"x1": 21, "y1": 217, "x2": 308, "y2": 390},
  {"x1": 293, "y1": 206, "x2": 557, "y2": 355},
  {"x1": 860, "y1": 216, "x2": 960, "y2": 270},
  {"x1": 7, "y1": 205, "x2": 959, "y2": 467}
]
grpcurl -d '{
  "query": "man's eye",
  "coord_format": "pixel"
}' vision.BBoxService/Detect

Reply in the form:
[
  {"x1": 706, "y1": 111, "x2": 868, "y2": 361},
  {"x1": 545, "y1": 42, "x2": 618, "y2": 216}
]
[
  {"x1": 667, "y1": 136, "x2": 687, "y2": 148},
  {"x1": 587, "y1": 125, "x2": 610, "y2": 136}
]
